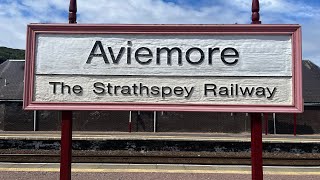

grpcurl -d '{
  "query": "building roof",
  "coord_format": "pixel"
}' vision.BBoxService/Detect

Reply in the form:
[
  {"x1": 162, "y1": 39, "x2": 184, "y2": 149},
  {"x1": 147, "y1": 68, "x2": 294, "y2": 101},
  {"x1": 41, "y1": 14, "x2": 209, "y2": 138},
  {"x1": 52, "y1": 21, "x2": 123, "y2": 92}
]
[
  {"x1": 302, "y1": 60, "x2": 320, "y2": 103},
  {"x1": 0, "y1": 59, "x2": 320, "y2": 103},
  {"x1": 0, "y1": 60, "x2": 25, "y2": 100}
]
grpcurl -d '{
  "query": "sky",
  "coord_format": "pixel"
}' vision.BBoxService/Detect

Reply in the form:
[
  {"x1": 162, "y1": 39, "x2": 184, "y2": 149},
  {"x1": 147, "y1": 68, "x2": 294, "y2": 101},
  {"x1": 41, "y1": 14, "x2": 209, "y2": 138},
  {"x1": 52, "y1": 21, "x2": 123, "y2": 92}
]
[{"x1": 0, "y1": 0, "x2": 320, "y2": 66}]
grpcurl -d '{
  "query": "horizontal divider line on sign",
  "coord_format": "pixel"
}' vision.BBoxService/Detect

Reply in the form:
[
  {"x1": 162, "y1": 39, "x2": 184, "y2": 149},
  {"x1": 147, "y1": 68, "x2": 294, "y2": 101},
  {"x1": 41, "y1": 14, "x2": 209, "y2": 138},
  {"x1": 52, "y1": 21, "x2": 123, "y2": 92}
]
[{"x1": 34, "y1": 74, "x2": 293, "y2": 78}]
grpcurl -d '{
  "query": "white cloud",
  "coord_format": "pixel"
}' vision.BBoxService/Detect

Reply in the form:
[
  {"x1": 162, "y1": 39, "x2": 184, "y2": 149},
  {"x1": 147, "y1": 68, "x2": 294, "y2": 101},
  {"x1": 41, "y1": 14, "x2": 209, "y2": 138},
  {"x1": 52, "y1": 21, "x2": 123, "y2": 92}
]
[
  {"x1": 76, "y1": 0, "x2": 248, "y2": 24},
  {"x1": 0, "y1": 0, "x2": 319, "y2": 66},
  {"x1": 0, "y1": 0, "x2": 67, "y2": 48}
]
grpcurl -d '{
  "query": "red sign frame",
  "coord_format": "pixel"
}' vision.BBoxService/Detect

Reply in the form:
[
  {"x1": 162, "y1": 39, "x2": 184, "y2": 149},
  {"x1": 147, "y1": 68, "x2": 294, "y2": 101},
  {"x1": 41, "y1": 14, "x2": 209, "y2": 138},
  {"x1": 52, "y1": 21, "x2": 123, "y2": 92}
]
[{"x1": 24, "y1": 24, "x2": 303, "y2": 113}]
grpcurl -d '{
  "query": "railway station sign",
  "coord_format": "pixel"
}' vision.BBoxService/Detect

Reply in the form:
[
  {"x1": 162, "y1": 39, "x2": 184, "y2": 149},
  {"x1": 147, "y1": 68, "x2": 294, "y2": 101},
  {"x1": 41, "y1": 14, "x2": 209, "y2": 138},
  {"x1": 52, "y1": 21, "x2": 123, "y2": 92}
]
[{"x1": 23, "y1": 24, "x2": 303, "y2": 112}]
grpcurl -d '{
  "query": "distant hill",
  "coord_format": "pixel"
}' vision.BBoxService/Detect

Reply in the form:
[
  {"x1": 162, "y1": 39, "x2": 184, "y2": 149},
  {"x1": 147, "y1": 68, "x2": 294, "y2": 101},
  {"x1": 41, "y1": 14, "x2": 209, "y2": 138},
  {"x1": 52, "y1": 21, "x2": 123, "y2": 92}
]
[{"x1": 0, "y1": 47, "x2": 25, "y2": 64}]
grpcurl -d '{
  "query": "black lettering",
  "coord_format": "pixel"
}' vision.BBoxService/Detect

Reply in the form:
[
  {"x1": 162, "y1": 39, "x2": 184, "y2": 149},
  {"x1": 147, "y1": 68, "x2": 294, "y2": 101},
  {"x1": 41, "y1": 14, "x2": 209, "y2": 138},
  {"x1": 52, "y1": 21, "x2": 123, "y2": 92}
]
[
  {"x1": 267, "y1": 87, "x2": 277, "y2": 99},
  {"x1": 186, "y1": 47, "x2": 204, "y2": 65},
  {"x1": 173, "y1": 87, "x2": 184, "y2": 96},
  {"x1": 86, "y1": 41, "x2": 109, "y2": 64},
  {"x1": 93, "y1": 82, "x2": 105, "y2": 94},
  {"x1": 106, "y1": 83, "x2": 113, "y2": 95},
  {"x1": 156, "y1": 47, "x2": 182, "y2": 65},
  {"x1": 240, "y1": 87, "x2": 255, "y2": 96},
  {"x1": 108, "y1": 47, "x2": 125, "y2": 64},
  {"x1": 135, "y1": 47, "x2": 153, "y2": 65},
  {"x1": 114, "y1": 86, "x2": 121, "y2": 95},
  {"x1": 184, "y1": 87, "x2": 194, "y2": 99},
  {"x1": 161, "y1": 86, "x2": 172, "y2": 98},
  {"x1": 151, "y1": 86, "x2": 160, "y2": 95},
  {"x1": 61, "y1": 82, "x2": 71, "y2": 94},
  {"x1": 230, "y1": 84, "x2": 234, "y2": 96},
  {"x1": 204, "y1": 84, "x2": 217, "y2": 96},
  {"x1": 139, "y1": 83, "x2": 150, "y2": 95},
  {"x1": 127, "y1": 41, "x2": 132, "y2": 64},
  {"x1": 72, "y1": 85, "x2": 83, "y2": 95},
  {"x1": 255, "y1": 87, "x2": 266, "y2": 97},
  {"x1": 219, "y1": 87, "x2": 229, "y2": 96},
  {"x1": 121, "y1": 86, "x2": 131, "y2": 95},
  {"x1": 86, "y1": 41, "x2": 241, "y2": 66},
  {"x1": 235, "y1": 84, "x2": 239, "y2": 96},
  {"x1": 208, "y1": 47, "x2": 220, "y2": 64},
  {"x1": 221, "y1": 47, "x2": 239, "y2": 65},
  {"x1": 49, "y1": 82, "x2": 60, "y2": 94},
  {"x1": 132, "y1": 84, "x2": 138, "y2": 95}
]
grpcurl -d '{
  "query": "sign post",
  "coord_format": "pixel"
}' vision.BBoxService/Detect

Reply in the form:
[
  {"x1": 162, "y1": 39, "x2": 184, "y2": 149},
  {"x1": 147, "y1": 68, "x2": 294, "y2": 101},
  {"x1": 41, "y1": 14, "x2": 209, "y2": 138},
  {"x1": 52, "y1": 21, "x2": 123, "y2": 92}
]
[
  {"x1": 251, "y1": 1, "x2": 263, "y2": 179},
  {"x1": 60, "y1": 111, "x2": 72, "y2": 180},
  {"x1": 60, "y1": 1, "x2": 76, "y2": 180},
  {"x1": 251, "y1": 113, "x2": 263, "y2": 179}
]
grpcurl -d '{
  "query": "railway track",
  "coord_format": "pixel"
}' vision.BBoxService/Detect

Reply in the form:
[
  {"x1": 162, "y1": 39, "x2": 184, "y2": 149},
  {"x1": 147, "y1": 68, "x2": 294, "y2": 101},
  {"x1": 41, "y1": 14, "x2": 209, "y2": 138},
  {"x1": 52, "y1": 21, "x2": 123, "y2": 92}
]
[{"x1": 0, "y1": 154, "x2": 319, "y2": 166}]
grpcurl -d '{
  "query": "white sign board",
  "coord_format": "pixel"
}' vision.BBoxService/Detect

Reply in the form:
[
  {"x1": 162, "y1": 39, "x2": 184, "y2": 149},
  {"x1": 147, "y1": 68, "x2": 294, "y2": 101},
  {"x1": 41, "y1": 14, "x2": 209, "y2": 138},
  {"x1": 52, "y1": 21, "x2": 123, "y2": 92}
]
[{"x1": 24, "y1": 24, "x2": 303, "y2": 112}]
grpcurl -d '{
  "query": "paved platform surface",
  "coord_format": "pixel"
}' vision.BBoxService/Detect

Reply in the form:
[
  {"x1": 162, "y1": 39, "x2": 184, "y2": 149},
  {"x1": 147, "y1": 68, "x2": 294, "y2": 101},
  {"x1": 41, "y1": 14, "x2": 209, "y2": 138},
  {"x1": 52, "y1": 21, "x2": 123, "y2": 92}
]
[
  {"x1": 0, "y1": 131, "x2": 319, "y2": 143},
  {"x1": 0, "y1": 163, "x2": 319, "y2": 180}
]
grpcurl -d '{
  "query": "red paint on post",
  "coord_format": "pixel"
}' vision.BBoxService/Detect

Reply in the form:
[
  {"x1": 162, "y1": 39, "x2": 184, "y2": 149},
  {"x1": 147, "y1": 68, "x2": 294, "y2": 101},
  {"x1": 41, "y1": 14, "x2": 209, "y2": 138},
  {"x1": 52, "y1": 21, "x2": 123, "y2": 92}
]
[
  {"x1": 60, "y1": 111, "x2": 73, "y2": 180},
  {"x1": 251, "y1": 1, "x2": 263, "y2": 179},
  {"x1": 252, "y1": 0, "x2": 261, "y2": 24},
  {"x1": 251, "y1": 113, "x2": 263, "y2": 180},
  {"x1": 129, "y1": 122, "x2": 132, "y2": 133},
  {"x1": 60, "y1": 1, "x2": 77, "y2": 180},
  {"x1": 69, "y1": 0, "x2": 77, "y2": 23}
]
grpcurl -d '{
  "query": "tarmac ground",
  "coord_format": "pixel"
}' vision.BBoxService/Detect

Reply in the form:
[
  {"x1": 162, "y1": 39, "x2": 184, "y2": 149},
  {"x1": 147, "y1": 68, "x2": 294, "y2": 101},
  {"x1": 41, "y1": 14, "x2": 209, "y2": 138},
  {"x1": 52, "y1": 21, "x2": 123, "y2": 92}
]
[{"x1": 0, "y1": 163, "x2": 319, "y2": 180}]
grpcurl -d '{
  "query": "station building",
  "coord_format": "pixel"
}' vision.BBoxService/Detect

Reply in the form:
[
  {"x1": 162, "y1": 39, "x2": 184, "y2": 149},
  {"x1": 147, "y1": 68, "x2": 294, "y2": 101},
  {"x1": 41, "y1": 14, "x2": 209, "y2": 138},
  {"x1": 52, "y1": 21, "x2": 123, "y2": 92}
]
[{"x1": 0, "y1": 59, "x2": 319, "y2": 134}]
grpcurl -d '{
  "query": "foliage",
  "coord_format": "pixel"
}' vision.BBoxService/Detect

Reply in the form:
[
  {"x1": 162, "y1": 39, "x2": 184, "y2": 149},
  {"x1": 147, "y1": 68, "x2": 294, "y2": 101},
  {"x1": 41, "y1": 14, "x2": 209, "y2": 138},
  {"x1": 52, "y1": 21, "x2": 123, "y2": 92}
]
[{"x1": 0, "y1": 47, "x2": 25, "y2": 64}]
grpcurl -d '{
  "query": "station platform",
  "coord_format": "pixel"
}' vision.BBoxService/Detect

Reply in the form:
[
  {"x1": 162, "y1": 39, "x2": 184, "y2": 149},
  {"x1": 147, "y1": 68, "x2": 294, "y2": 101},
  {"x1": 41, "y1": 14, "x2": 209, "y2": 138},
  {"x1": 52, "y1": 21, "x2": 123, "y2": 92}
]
[
  {"x1": 0, "y1": 163, "x2": 319, "y2": 176},
  {"x1": 0, "y1": 131, "x2": 319, "y2": 143}
]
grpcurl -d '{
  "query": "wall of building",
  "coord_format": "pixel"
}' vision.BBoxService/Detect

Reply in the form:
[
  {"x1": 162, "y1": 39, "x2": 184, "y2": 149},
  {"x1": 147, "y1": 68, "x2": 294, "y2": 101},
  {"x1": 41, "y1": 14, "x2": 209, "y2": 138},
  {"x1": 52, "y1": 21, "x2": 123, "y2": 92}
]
[
  {"x1": 0, "y1": 103, "x2": 5, "y2": 130},
  {"x1": 3, "y1": 102, "x2": 33, "y2": 131},
  {"x1": 37, "y1": 111, "x2": 61, "y2": 131},
  {"x1": 301, "y1": 109, "x2": 320, "y2": 134},
  {"x1": 1, "y1": 102, "x2": 319, "y2": 134},
  {"x1": 157, "y1": 112, "x2": 250, "y2": 133},
  {"x1": 72, "y1": 111, "x2": 129, "y2": 131},
  {"x1": 274, "y1": 110, "x2": 320, "y2": 134}
]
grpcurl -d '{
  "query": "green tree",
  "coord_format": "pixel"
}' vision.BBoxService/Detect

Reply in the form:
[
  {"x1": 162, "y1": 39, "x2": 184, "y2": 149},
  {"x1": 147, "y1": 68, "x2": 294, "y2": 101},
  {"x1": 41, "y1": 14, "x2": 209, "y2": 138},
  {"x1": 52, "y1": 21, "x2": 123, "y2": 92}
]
[{"x1": 0, "y1": 47, "x2": 25, "y2": 64}]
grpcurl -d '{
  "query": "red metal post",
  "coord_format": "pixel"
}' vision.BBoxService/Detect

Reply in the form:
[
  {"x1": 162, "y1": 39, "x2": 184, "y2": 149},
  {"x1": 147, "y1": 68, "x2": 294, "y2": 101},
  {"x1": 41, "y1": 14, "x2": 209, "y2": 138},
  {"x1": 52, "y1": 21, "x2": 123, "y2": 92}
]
[
  {"x1": 69, "y1": 0, "x2": 77, "y2": 24},
  {"x1": 252, "y1": 0, "x2": 261, "y2": 24},
  {"x1": 251, "y1": 1, "x2": 263, "y2": 180},
  {"x1": 129, "y1": 122, "x2": 132, "y2": 133},
  {"x1": 264, "y1": 113, "x2": 268, "y2": 135},
  {"x1": 251, "y1": 113, "x2": 263, "y2": 180},
  {"x1": 60, "y1": 1, "x2": 77, "y2": 180},
  {"x1": 294, "y1": 113, "x2": 297, "y2": 136},
  {"x1": 60, "y1": 111, "x2": 73, "y2": 180}
]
